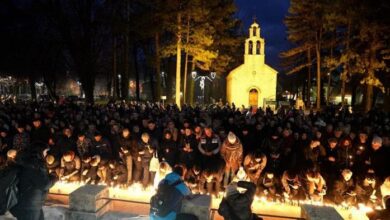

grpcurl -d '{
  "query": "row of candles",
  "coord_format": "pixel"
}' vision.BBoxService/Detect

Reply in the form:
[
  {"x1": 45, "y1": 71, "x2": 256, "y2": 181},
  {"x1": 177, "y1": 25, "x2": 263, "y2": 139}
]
[{"x1": 50, "y1": 181, "x2": 379, "y2": 220}]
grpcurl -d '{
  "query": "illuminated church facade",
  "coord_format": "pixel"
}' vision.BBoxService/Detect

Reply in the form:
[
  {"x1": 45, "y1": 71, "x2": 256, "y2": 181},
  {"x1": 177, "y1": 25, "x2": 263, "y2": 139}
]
[{"x1": 226, "y1": 21, "x2": 278, "y2": 108}]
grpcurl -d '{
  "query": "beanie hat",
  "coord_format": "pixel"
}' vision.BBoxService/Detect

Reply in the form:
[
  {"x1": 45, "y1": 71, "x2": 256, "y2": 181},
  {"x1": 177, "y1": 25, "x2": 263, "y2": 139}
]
[
  {"x1": 227, "y1": 132, "x2": 236, "y2": 144},
  {"x1": 372, "y1": 136, "x2": 382, "y2": 145}
]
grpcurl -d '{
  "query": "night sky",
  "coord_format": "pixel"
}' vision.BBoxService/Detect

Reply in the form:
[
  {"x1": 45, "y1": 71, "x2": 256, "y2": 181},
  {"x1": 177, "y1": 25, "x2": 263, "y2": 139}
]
[{"x1": 235, "y1": 0, "x2": 291, "y2": 71}]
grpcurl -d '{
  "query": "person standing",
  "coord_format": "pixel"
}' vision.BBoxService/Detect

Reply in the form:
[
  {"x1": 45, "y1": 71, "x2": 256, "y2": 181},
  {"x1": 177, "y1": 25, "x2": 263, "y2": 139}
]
[
  {"x1": 10, "y1": 143, "x2": 57, "y2": 220},
  {"x1": 220, "y1": 132, "x2": 243, "y2": 187},
  {"x1": 119, "y1": 128, "x2": 136, "y2": 184}
]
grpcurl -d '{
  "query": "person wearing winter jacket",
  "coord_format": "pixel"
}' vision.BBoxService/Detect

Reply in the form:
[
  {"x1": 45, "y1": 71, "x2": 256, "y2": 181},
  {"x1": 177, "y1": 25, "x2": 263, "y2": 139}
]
[
  {"x1": 303, "y1": 167, "x2": 327, "y2": 201},
  {"x1": 179, "y1": 127, "x2": 198, "y2": 168},
  {"x1": 76, "y1": 132, "x2": 92, "y2": 158},
  {"x1": 118, "y1": 128, "x2": 137, "y2": 184},
  {"x1": 106, "y1": 160, "x2": 127, "y2": 186},
  {"x1": 331, "y1": 169, "x2": 356, "y2": 205},
  {"x1": 59, "y1": 150, "x2": 81, "y2": 182},
  {"x1": 258, "y1": 170, "x2": 280, "y2": 200},
  {"x1": 135, "y1": 132, "x2": 156, "y2": 187},
  {"x1": 10, "y1": 144, "x2": 57, "y2": 220},
  {"x1": 159, "y1": 130, "x2": 178, "y2": 167},
  {"x1": 30, "y1": 117, "x2": 51, "y2": 146},
  {"x1": 12, "y1": 122, "x2": 30, "y2": 152},
  {"x1": 220, "y1": 132, "x2": 243, "y2": 187},
  {"x1": 281, "y1": 169, "x2": 305, "y2": 201},
  {"x1": 355, "y1": 169, "x2": 382, "y2": 207},
  {"x1": 45, "y1": 154, "x2": 60, "y2": 177},
  {"x1": 243, "y1": 151, "x2": 267, "y2": 184},
  {"x1": 56, "y1": 127, "x2": 77, "y2": 157},
  {"x1": 91, "y1": 131, "x2": 112, "y2": 160},
  {"x1": 218, "y1": 181, "x2": 262, "y2": 220},
  {"x1": 83, "y1": 155, "x2": 101, "y2": 184}
]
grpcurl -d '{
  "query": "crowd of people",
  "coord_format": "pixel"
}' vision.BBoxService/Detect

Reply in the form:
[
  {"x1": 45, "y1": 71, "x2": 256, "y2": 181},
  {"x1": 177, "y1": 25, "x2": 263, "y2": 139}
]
[{"x1": 0, "y1": 100, "x2": 389, "y2": 213}]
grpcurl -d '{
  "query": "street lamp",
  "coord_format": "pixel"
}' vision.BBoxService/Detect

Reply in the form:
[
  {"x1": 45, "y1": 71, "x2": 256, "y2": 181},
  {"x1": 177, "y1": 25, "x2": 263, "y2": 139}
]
[
  {"x1": 161, "y1": 96, "x2": 167, "y2": 106},
  {"x1": 191, "y1": 71, "x2": 216, "y2": 104}
]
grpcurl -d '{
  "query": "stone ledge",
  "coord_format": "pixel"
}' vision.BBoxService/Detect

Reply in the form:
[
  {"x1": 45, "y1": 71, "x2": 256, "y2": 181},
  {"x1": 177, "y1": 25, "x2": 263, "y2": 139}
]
[
  {"x1": 69, "y1": 185, "x2": 109, "y2": 213},
  {"x1": 301, "y1": 204, "x2": 343, "y2": 220}
]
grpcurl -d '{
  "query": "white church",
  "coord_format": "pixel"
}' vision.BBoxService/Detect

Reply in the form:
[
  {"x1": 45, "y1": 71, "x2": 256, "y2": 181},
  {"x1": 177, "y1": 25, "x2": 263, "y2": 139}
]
[{"x1": 226, "y1": 21, "x2": 278, "y2": 108}]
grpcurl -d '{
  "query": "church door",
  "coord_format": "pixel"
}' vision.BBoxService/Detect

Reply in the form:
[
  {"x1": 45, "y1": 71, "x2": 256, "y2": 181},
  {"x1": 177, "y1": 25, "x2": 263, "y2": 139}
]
[{"x1": 249, "y1": 89, "x2": 258, "y2": 107}]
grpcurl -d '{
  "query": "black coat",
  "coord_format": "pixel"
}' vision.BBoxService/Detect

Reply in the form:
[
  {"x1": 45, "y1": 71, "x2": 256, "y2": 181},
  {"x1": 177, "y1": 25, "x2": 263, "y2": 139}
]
[
  {"x1": 10, "y1": 155, "x2": 56, "y2": 220},
  {"x1": 159, "y1": 139, "x2": 178, "y2": 166},
  {"x1": 218, "y1": 181, "x2": 257, "y2": 220},
  {"x1": 30, "y1": 126, "x2": 51, "y2": 145}
]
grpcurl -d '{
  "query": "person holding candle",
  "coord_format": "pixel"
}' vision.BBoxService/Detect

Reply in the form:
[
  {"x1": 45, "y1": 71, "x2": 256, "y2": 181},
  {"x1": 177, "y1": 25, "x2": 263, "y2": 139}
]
[{"x1": 331, "y1": 169, "x2": 356, "y2": 205}]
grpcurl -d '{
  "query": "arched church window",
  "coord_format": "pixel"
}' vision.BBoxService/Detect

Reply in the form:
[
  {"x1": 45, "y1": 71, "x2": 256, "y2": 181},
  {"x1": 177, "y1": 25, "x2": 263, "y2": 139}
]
[
  {"x1": 249, "y1": 41, "x2": 253, "y2": 54},
  {"x1": 253, "y1": 27, "x2": 257, "y2": 36},
  {"x1": 256, "y1": 41, "x2": 261, "y2": 54}
]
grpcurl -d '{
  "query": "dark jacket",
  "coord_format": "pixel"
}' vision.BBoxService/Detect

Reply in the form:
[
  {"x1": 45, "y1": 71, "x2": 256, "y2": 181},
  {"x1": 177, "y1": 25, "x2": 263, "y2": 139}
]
[
  {"x1": 56, "y1": 135, "x2": 77, "y2": 156},
  {"x1": 10, "y1": 153, "x2": 56, "y2": 220},
  {"x1": 159, "y1": 138, "x2": 178, "y2": 166},
  {"x1": 218, "y1": 181, "x2": 258, "y2": 220},
  {"x1": 30, "y1": 126, "x2": 51, "y2": 145},
  {"x1": 119, "y1": 136, "x2": 137, "y2": 157},
  {"x1": 12, "y1": 132, "x2": 30, "y2": 152}
]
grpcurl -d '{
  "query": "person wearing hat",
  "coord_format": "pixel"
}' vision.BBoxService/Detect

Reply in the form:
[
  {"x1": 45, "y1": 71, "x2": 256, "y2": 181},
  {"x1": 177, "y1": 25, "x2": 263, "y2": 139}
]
[
  {"x1": 6, "y1": 149, "x2": 17, "y2": 166},
  {"x1": 221, "y1": 132, "x2": 243, "y2": 187},
  {"x1": 243, "y1": 151, "x2": 267, "y2": 184},
  {"x1": 365, "y1": 136, "x2": 389, "y2": 180},
  {"x1": 10, "y1": 142, "x2": 57, "y2": 220},
  {"x1": 218, "y1": 181, "x2": 261, "y2": 220},
  {"x1": 331, "y1": 169, "x2": 356, "y2": 205},
  {"x1": 45, "y1": 154, "x2": 60, "y2": 177},
  {"x1": 12, "y1": 121, "x2": 30, "y2": 152}
]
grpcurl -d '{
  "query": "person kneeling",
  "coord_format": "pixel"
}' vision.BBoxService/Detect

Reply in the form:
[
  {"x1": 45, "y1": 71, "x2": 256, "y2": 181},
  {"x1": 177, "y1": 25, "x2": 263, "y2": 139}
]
[
  {"x1": 218, "y1": 181, "x2": 262, "y2": 220},
  {"x1": 150, "y1": 165, "x2": 197, "y2": 220}
]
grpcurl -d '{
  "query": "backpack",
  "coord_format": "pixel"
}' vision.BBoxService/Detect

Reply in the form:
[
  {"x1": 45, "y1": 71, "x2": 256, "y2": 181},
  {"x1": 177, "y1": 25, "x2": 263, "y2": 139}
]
[
  {"x1": 150, "y1": 179, "x2": 184, "y2": 217},
  {"x1": 0, "y1": 166, "x2": 20, "y2": 214}
]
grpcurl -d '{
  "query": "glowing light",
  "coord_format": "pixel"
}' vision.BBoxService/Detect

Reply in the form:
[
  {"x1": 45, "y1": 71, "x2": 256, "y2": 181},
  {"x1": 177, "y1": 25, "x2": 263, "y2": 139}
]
[{"x1": 50, "y1": 181, "x2": 375, "y2": 219}]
